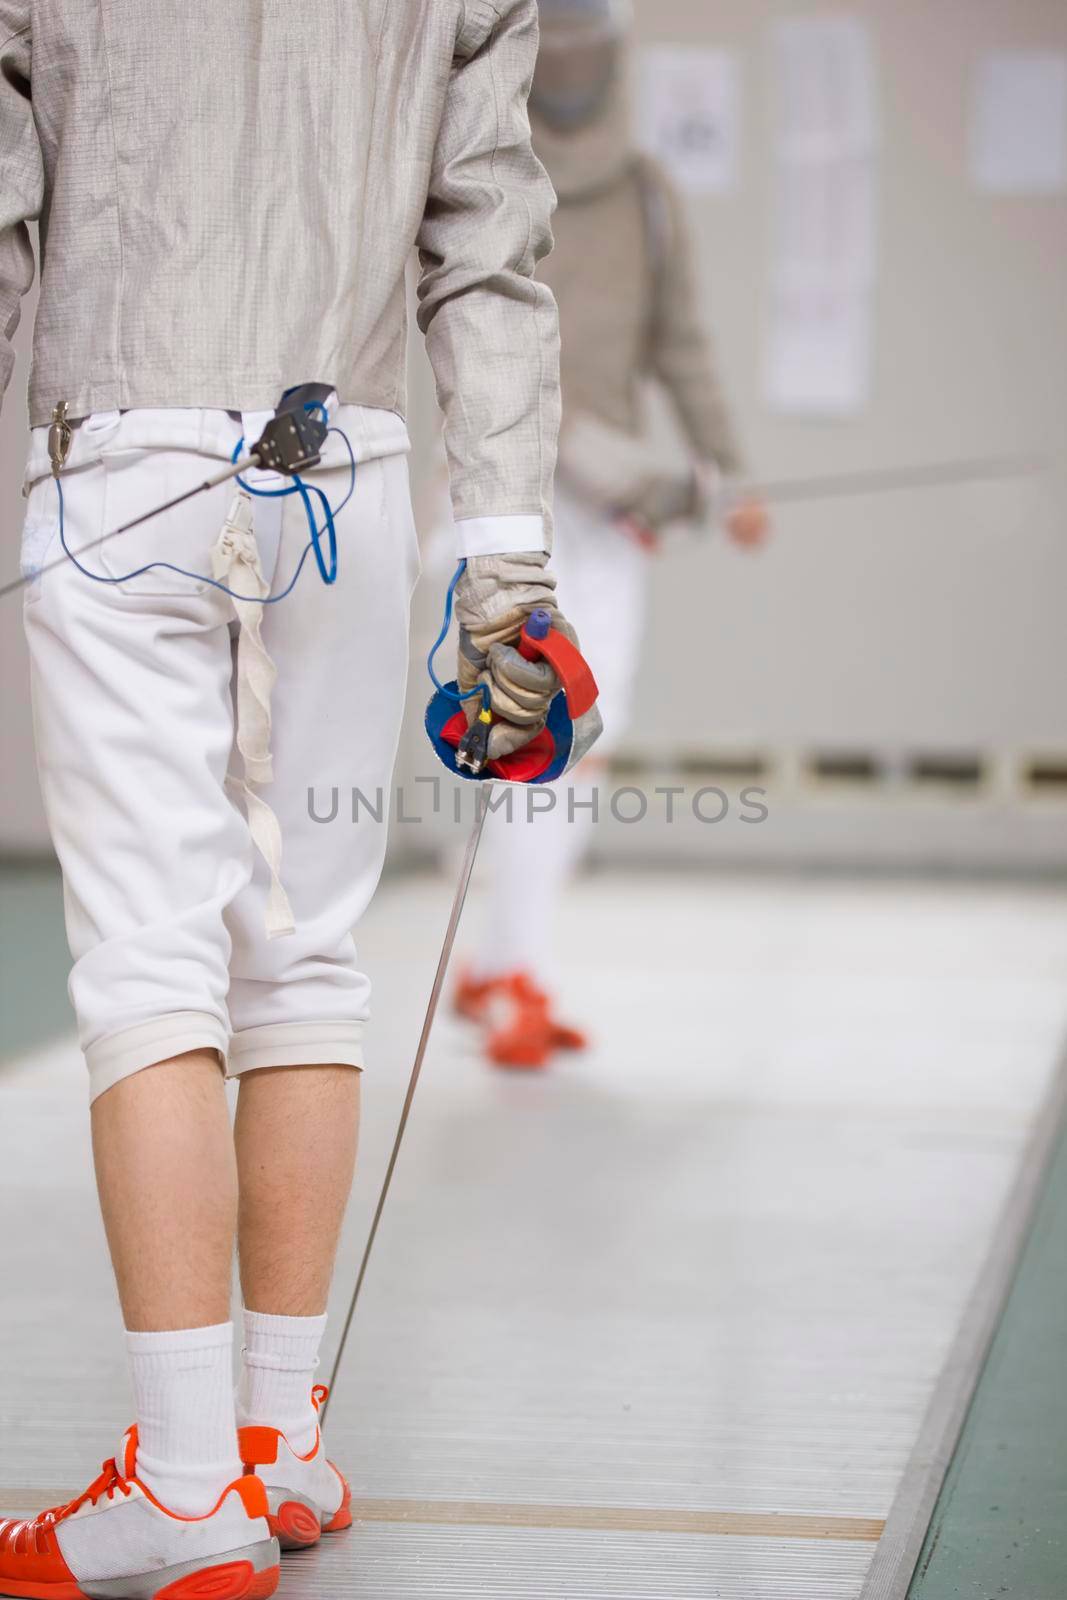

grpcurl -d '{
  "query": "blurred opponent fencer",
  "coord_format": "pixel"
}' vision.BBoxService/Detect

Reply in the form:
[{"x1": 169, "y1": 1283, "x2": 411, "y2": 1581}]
[{"x1": 454, "y1": 0, "x2": 771, "y2": 1068}]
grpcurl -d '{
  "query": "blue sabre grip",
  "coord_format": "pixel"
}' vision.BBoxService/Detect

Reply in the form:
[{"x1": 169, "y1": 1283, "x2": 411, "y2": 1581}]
[{"x1": 524, "y1": 607, "x2": 553, "y2": 642}]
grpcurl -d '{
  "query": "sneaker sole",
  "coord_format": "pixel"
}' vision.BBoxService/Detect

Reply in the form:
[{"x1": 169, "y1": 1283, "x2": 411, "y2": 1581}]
[
  {"x1": 265, "y1": 1488, "x2": 352, "y2": 1552},
  {"x1": 0, "y1": 1538, "x2": 282, "y2": 1600}
]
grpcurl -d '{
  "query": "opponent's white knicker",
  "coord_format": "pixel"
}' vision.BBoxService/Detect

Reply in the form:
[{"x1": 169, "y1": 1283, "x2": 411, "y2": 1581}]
[
  {"x1": 474, "y1": 482, "x2": 649, "y2": 982},
  {"x1": 20, "y1": 404, "x2": 420, "y2": 1102}
]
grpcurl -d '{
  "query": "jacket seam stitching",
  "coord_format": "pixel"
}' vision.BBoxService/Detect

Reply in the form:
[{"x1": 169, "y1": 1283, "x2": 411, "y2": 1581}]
[
  {"x1": 366, "y1": 1, "x2": 404, "y2": 415},
  {"x1": 464, "y1": 2, "x2": 505, "y2": 53},
  {"x1": 97, "y1": 1, "x2": 129, "y2": 401},
  {"x1": 486, "y1": 10, "x2": 545, "y2": 522}
]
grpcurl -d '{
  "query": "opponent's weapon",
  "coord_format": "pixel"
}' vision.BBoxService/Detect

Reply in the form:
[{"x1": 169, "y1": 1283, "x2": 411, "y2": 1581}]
[{"x1": 728, "y1": 453, "x2": 1048, "y2": 509}]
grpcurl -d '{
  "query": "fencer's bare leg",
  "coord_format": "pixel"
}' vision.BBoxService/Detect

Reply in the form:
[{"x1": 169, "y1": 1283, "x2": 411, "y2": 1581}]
[
  {"x1": 91, "y1": 1051, "x2": 237, "y2": 1332},
  {"x1": 234, "y1": 1065, "x2": 361, "y2": 1316}
]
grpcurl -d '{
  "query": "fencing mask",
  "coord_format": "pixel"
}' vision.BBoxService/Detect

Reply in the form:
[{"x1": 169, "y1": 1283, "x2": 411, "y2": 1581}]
[{"x1": 532, "y1": 0, "x2": 630, "y2": 132}]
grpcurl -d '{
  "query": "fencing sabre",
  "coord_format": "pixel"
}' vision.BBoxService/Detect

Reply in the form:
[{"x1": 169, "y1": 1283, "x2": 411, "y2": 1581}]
[
  {"x1": 727, "y1": 453, "x2": 1048, "y2": 509},
  {"x1": 318, "y1": 787, "x2": 491, "y2": 1429}
]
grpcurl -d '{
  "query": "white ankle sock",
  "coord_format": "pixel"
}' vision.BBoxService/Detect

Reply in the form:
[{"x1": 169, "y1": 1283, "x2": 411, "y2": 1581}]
[
  {"x1": 236, "y1": 1310, "x2": 328, "y2": 1456},
  {"x1": 125, "y1": 1322, "x2": 243, "y2": 1517}
]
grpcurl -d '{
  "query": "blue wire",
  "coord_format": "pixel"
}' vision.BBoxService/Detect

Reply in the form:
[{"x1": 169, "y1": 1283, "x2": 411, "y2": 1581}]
[
  {"x1": 427, "y1": 559, "x2": 490, "y2": 709},
  {"x1": 58, "y1": 410, "x2": 489, "y2": 718},
  {"x1": 57, "y1": 409, "x2": 356, "y2": 605}
]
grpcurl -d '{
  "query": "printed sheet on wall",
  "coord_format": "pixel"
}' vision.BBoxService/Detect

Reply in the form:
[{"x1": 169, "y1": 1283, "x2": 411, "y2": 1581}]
[
  {"x1": 638, "y1": 46, "x2": 741, "y2": 196},
  {"x1": 764, "y1": 15, "x2": 879, "y2": 417}
]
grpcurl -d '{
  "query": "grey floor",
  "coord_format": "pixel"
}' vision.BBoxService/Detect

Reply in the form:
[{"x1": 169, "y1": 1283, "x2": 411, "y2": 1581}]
[{"x1": 3, "y1": 869, "x2": 1067, "y2": 1597}]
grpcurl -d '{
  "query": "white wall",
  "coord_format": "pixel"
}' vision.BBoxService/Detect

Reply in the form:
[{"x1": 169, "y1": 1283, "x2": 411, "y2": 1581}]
[{"x1": 621, "y1": 0, "x2": 1067, "y2": 764}]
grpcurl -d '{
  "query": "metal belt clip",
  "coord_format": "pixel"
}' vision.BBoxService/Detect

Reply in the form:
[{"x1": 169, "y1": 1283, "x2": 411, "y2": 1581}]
[{"x1": 47, "y1": 401, "x2": 72, "y2": 479}]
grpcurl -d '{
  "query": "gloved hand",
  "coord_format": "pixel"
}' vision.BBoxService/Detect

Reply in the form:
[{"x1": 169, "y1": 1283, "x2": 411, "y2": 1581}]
[
  {"x1": 558, "y1": 412, "x2": 703, "y2": 531},
  {"x1": 454, "y1": 553, "x2": 580, "y2": 761}
]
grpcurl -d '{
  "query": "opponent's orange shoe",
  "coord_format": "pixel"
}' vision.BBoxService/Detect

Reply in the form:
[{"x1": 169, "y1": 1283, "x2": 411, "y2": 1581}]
[
  {"x1": 453, "y1": 970, "x2": 501, "y2": 1023},
  {"x1": 0, "y1": 1428, "x2": 278, "y2": 1600},
  {"x1": 483, "y1": 972, "x2": 589, "y2": 1070},
  {"x1": 238, "y1": 1386, "x2": 351, "y2": 1553}
]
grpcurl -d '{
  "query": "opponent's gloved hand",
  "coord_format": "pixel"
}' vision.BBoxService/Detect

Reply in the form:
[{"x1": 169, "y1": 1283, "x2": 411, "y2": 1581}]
[
  {"x1": 558, "y1": 412, "x2": 704, "y2": 531},
  {"x1": 454, "y1": 553, "x2": 580, "y2": 761}
]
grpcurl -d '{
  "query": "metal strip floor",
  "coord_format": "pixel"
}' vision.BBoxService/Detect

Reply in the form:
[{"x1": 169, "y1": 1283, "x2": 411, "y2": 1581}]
[{"x1": 3, "y1": 869, "x2": 1067, "y2": 1595}]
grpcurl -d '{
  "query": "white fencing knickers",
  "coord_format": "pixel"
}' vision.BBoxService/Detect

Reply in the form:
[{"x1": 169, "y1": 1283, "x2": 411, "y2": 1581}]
[{"x1": 19, "y1": 404, "x2": 420, "y2": 1102}]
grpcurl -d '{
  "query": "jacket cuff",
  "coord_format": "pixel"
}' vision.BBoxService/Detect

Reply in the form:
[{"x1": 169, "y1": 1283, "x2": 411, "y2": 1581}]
[{"x1": 455, "y1": 514, "x2": 548, "y2": 559}]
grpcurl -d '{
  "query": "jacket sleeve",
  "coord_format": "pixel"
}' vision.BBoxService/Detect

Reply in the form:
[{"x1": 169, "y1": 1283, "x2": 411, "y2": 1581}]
[
  {"x1": 0, "y1": 7, "x2": 42, "y2": 414},
  {"x1": 417, "y1": 0, "x2": 561, "y2": 556},
  {"x1": 644, "y1": 160, "x2": 744, "y2": 477}
]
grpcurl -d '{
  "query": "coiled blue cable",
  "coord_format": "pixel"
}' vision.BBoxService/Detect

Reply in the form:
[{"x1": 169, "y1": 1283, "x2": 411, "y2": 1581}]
[{"x1": 57, "y1": 405, "x2": 357, "y2": 605}]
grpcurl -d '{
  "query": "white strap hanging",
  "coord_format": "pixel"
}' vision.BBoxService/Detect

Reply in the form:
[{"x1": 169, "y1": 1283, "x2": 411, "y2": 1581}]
[{"x1": 213, "y1": 491, "x2": 295, "y2": 939}]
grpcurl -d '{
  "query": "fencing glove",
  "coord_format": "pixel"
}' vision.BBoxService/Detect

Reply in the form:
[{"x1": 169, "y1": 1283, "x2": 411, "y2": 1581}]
[
  {"x1": 558, "y1": 412, "x2": 708, "y2": 531},
  {"x1": 454, "y1": 553, "x2": 582, "y2": 761}
]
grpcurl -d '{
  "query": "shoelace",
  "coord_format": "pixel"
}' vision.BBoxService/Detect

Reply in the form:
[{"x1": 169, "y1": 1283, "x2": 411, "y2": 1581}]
[{"x1": 41, "y1": 1459, "x2": 132, "y2": 1529}]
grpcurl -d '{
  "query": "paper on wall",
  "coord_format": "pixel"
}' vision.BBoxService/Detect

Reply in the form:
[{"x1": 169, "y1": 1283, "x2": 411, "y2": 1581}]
[
  {"x1": 766, "y1": 288, "x2": 874, "y2": 417},
  {"x1": 773, "y1": 13, "x2": 877, "y2": 154},
  {"x1": 638, "y1": 47, "x2": 741, "y2": 195},
  {"x1": 764, "y1": 15, "x2": 879, "y2": 417},
  {"x1": 971, "y1": 52, "x2": 1067, "y2": 195}
]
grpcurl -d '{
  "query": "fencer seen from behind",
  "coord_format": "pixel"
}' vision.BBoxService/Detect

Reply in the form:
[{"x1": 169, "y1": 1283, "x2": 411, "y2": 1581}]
[{"x1": 0, "y1": 4, "x2": 580, "y2": 1596}]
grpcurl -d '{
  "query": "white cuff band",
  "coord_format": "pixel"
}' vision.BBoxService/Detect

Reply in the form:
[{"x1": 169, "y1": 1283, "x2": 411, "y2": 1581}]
[
  {"x1": 227, "y1": 1020, "x2": 365, "y2": 1076},
  {"x1": 85, "y1": 1011, "x2": 229, "y2": 1104},
  {"x1": 455, "y1": 515, "x2": 548, "y2": 559}
]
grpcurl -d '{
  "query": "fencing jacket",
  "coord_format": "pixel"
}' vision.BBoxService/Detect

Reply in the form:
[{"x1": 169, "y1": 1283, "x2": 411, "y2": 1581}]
[{"x1": 0, "y1": 0, "x2": 561, "y2": 542}]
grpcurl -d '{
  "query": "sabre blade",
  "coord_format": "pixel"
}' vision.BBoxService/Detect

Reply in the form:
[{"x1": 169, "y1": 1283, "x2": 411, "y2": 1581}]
[
  {"x1": 319, "y1": 789, "x2": 492, "y2": 1428},
  {"x1": 0, "y1": 455, "x2": 258, "y2": 601},
  {"x1": 735, "y1": 454, "x2": 1048, "y2": 508},
  {"x1": 105, "y1": 456, "x2": 258, "y2": 538}
]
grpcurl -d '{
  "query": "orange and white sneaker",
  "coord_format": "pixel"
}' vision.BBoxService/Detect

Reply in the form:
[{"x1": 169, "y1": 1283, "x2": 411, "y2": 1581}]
[
  {"x1": 453, "y1": 969, "x2": 500, "y2": 1023},
  {"x1": 238, "y1": 1387, "x2": 351, "y2": 1553},
  {"x1": 485, "y1": 972, "x2": 588, "y2": 1070},
  {"x1": 0, "y1": 1427, "x2": 278, "y2": 1600},
  {"x1": 456, "y1": 970, "x2": 588, "y2": 1069}
]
